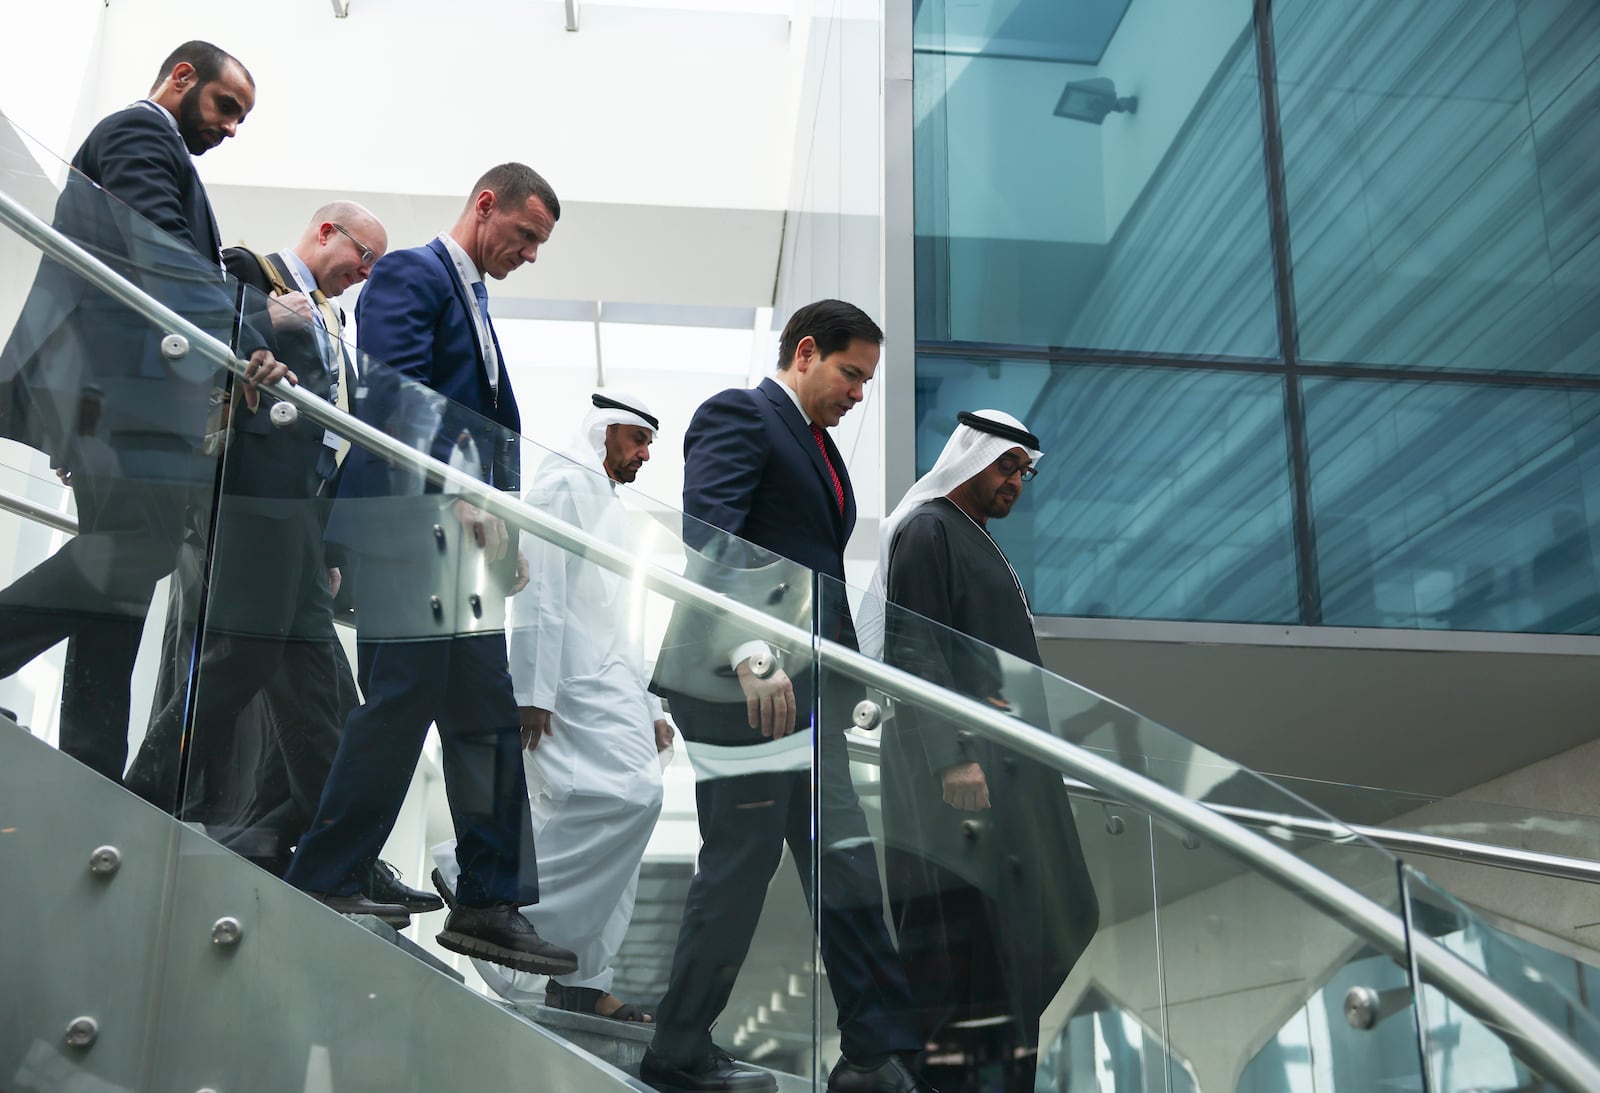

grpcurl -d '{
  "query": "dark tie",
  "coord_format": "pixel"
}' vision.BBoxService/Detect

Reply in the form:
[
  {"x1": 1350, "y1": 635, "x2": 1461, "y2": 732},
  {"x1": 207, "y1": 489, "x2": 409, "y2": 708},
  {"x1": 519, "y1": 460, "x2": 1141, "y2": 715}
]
[
  {"x1": 471, "y1": 280, "x2": 498, "y2": 400},
  {"x1": 810, "y1": 423, "x2": 844, "y2": 514}
]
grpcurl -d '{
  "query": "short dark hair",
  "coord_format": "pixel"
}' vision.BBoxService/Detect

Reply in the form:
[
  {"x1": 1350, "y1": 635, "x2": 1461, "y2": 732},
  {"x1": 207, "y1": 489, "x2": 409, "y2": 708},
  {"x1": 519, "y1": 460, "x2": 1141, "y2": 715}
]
[
  {"x1": 470, "y1": 162, "x2": 561, "y2": 222},
  {"x1": 152, "y1": 41, "x2": 252, "y2": 93},
  {"x1": 777, "y1": 299, "x2": 883, "y2": 370}
]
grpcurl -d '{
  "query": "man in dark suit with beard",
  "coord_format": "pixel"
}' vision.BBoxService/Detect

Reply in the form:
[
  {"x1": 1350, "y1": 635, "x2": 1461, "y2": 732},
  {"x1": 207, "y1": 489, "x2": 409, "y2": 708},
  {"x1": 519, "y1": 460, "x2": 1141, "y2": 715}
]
[
  {"x1": 643, "y1": 300, "x2": 930, "y2": 1093},
  {"x1": 0, "y1": 40, "x2": 287, "y2": 783}
]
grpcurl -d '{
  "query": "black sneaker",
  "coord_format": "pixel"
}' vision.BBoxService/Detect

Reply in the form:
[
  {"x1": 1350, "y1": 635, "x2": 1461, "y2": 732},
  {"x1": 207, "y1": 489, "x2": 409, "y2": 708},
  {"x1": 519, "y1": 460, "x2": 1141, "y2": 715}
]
[
  {"x1": 827, "y1": 1054, "x2": 935, "y2": 1093},
  {"x1": 364, "y1": 859, "x2": 445, "y2": 913},
  {"x1": 429, "y1": 867, "x2": 459, "y2": 912},
  {"x1": 435, "y1": 903, "x2": 578, "y2": 975},
  {"x1": 639, "y1": 1046, "x2": 778, "y2": 1093}
]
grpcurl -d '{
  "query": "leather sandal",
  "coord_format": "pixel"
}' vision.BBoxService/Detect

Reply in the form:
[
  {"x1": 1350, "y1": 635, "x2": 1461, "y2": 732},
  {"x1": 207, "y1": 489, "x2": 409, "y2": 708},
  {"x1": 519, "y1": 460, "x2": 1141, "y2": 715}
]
[{"x1": 545, "y1": 981, "x2": 653, "y2": 1023}]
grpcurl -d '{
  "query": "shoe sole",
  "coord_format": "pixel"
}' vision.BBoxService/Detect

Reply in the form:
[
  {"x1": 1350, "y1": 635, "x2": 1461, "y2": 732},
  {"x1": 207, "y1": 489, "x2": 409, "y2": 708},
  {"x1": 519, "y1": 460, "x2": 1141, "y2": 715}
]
[
  {"x1": 310, "y1": 895, "x2": 411, "y2": 929},
  {"x1": 640, "y1": 1073, "x2": 777, "y2": 1093},
  {"x1": 430, "y1": 868, "x2": 459, "y2": 913},
  {"x1": 435, "y1": 929, "x2": 579, "y2": 976},
  {"x1": 387, "y1": 894, "x2": 446, "y2": 914}
]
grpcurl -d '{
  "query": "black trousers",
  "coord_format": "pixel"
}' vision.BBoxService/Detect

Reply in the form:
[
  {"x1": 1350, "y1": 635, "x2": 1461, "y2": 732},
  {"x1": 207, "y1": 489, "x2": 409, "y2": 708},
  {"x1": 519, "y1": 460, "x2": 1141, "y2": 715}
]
[
  {"x1": 652, "y1": 690, "x2": 921, "y2": 1066},
  {"x1": 124, "y1": 504, "x2": 341, "y2": 832},
  {"x1": 0, "y1": 463, "x2": 197, "y2": 781}
]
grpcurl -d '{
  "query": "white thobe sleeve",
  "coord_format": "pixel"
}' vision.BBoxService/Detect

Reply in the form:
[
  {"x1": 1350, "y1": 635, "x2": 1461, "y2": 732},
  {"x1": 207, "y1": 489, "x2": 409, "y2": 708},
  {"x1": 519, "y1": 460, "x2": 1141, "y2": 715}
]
[{"x1": 509, "y1": 477, "x2": 579, "y2": 710}]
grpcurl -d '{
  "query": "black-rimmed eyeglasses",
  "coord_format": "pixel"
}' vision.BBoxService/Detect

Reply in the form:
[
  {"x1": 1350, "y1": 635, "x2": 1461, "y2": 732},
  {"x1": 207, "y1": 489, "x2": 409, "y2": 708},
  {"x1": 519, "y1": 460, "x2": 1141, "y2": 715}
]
[
  {"x1": 995, "y1": 454, "x2": 1038, "y2": 481},
  {"x1": 331, "y1": 223, "x2": 377, "y2": 266}
]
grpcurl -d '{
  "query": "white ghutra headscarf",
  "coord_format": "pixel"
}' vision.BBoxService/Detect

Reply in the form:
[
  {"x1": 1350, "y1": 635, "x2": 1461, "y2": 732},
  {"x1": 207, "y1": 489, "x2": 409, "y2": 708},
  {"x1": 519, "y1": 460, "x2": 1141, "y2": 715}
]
[
  {"x1": 856, "y1": 408, "x2": 1043, "y2": 658},
  {"x1": 546, "y1": 390, "x2": 660, "y2": 479}
]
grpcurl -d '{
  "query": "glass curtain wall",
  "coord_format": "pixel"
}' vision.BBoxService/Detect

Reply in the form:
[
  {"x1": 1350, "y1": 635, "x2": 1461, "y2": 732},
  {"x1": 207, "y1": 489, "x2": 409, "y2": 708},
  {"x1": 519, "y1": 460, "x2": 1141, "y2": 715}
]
[{"x1": 913, "y1": 0, "x2": 1600, "y2": 633}]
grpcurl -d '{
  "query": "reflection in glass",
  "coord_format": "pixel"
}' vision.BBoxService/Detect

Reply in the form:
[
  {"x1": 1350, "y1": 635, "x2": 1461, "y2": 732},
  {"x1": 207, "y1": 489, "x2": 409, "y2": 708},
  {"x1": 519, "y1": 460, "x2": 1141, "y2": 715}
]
[
  {"x1": 914, "y1": 0, "x2": 1274, "y2": 357},
  {"x1": 1305, "y1": 378, "x2": 1600, "y2": 633},
  {"x1": 1037, "y1": 986, "x2": 1198, "y2": 1093},
  {"x1": 1275, "y1": 0, "x2": 1596, "y2": 376},
  {"x1": 1405, "y1": 869, "x2": 1600, "y2": 1093},
  {"x1": 1238, "y1": 949, "x2": 1422, "y2": 1093},
  {"x1": 915, "y1": 357, "x2": 1299, "y2": 622}
]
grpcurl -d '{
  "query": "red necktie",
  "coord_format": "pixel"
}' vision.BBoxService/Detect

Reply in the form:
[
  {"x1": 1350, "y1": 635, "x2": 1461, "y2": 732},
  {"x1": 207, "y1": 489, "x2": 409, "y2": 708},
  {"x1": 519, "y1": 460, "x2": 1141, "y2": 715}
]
[{"x1": 811, "y1": 423, "x2": 844, "y2": 514}]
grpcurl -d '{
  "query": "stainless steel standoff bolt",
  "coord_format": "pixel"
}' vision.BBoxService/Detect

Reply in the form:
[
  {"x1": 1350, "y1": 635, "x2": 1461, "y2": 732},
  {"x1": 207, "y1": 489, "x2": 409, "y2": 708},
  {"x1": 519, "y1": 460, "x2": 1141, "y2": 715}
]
[
  {"x1": 1105, "y1": 814, "x2": 1126, "y2": 836},
  {"x1": 1345, "y1": 985, "x2": 1381, "y2": 1029},
  {"x1": 88, "y1": 845, "x2": 122, "y2": 877},
  {"x1": 852, "y1": 700, "x2": 882, "y2": 730},
  {"x1": 160, "y1": 333, "x2": 189, "y2": 359},
  {"x1": 269, "y1": 401, "x2": 298, "y2": 427},
  {"x1": 1181, "y1": 833, "x2": 1201, "y2": 850},
  {"x1": 64, "y1": 1016, "x2": 98, "y2": 1049},
  {"x1": 211, "y1": 916, "x2": 243, "y2": 947},
  {"x1": 1343, "y1": 985, "x2": 1411, "y2": 1030}
]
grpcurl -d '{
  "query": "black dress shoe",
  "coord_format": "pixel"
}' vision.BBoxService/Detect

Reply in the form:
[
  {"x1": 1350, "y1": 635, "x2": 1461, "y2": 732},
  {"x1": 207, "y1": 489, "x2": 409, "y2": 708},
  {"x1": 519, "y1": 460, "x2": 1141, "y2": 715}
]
[
  {"x1": 436, "y1": 903, "x2": 578, "y2": 975},
  {"x1": 827, "y1": 1055, "x2": 935, "y2": 1093},
  {"x1": 364, "y1": 860, "x2": 445, "y2": 913},
  {"x1": 639, "y1": 1047, "x2": 777, "y2": 1093},
  {"x1": 307, "y1": 891, "x2": 411, "y2": 929}
]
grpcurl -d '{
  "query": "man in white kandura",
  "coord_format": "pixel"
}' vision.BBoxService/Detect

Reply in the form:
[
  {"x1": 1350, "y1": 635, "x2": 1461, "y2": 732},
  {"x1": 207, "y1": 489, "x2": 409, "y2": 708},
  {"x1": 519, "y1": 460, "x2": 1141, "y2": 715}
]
[{"x1": 434, "y1": 391, "x2": 672, "y2": 1023}]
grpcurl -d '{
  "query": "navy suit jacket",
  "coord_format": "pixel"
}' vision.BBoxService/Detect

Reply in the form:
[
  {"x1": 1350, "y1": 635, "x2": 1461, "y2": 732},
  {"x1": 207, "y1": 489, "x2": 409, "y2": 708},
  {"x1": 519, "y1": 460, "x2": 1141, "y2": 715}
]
[
  {"x1": 328, "y1": 238, "x2": 521, "y2": 558},
  {"x1": 682, "y1": 376, "x2": 855, "y2": 577},
  {"x1": 0, "y1": 102, "x2": 241, "y2": 471},
  {"x1": 655, "y1": 376, "x2": 859, "y2": 734}
]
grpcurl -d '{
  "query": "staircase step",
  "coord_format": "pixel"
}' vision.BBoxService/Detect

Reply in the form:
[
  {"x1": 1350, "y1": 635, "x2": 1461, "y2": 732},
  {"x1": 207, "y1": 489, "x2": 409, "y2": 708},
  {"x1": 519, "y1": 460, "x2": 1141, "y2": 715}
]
[
  {"x1": 349, "y1": 914, "x2": 465, "y2": 983},
  {"x1": 505, "y1": 1001, "x2": 654, "y2": 1074}
]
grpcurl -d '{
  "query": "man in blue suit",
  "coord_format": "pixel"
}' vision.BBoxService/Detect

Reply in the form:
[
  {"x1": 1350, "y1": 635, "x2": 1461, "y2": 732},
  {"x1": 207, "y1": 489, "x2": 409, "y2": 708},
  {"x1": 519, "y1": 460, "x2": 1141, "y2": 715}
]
[
  {"x1": 643, "y1": 301, "x2": 930, "y2": 1093},
  {"x1": 0, "y1": 41, "x2": 286, "y2": 782},
  {"x1": 282, "y1": 164, "x2": 577, "y2": 974}
]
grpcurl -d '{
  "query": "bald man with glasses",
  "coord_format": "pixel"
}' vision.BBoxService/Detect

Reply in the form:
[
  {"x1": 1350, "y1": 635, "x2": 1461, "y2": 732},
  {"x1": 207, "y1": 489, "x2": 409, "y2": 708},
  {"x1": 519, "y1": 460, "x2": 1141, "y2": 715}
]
[{"x1": 126, "y1": 204, "x2": 426, "y2": 908}]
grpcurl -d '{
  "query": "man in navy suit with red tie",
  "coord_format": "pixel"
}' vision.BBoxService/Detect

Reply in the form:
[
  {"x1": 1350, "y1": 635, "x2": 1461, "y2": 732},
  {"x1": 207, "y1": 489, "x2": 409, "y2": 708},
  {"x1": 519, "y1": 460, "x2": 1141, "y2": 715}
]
[
  {"x1": 282, "y1": 164, "x2": 577, "y2": 975},
  {"x1": 644, "y1": 301, "x2": 930, "y2": 1093},
  {"x1": 0, "y1": 41, "x2": 287, "y2": 782}
]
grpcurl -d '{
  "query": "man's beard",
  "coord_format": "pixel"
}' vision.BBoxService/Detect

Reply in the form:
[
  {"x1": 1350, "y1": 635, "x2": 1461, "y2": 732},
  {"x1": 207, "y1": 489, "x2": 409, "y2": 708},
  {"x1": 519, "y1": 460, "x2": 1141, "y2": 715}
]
[{"x1": 176, "y1": 88, "x2": 215, "y2": 154}]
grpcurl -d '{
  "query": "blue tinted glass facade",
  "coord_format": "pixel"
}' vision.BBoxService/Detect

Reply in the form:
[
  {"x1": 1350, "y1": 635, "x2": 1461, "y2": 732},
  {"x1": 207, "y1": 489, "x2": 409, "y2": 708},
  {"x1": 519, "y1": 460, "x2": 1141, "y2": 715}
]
[{"x1": 912, "y1": 0, "x2": 1600, "y2": 633}]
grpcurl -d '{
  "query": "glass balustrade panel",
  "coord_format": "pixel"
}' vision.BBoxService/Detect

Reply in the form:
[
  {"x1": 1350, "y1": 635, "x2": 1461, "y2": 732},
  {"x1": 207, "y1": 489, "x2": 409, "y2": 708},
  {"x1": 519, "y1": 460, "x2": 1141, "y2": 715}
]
[
  {"x1": 820, "y1": 574, "x2": 1432, "y2": 1092},
  {"x1": 184, "y1": 320, "x2": 830, "y2": 1084},
  {"x1": 1404, "y1": 865, "x2": 1600, "y2": 1093}
]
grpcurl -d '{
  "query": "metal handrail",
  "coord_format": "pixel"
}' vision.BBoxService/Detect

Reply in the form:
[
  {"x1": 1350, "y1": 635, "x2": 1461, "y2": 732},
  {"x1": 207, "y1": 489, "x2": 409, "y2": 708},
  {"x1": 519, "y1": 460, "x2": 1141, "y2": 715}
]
[
  {"x1": 2, "y1": 185, "x2": 1597, "y2": 1091},
  {"x1": 843, "y1": 732, "x2": 1600, "y2": 885},
  {"x1": 0, "y1": 483, "x2": 77, "y2": 535},
  {"x1": 8, "y1": 446, "x2": 1591, "y2": 889}
]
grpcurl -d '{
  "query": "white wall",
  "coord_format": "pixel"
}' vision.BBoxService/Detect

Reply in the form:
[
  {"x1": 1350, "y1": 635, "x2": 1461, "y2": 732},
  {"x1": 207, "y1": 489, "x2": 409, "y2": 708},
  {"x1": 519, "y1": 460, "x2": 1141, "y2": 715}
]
[
  {"x1": 0, "y1": 0, "x2": 108, "y2": 179},
  {"x1": 3, "y1": 0, "x2": 795, "y2": 213}
]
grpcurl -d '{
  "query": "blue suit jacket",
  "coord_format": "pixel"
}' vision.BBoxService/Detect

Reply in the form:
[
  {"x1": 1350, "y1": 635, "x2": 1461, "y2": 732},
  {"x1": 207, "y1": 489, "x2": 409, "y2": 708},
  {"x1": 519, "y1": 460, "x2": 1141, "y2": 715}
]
[{"x1": 329, "y1": 238, "x2": 521, "y2": 557}]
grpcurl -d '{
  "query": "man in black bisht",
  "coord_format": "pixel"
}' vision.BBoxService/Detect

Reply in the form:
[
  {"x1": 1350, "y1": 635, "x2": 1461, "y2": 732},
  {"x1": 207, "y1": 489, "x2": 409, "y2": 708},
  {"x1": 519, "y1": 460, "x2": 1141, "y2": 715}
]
[{"x1": 861, "y1": 409, "x2": 1099, "y2": 1093}]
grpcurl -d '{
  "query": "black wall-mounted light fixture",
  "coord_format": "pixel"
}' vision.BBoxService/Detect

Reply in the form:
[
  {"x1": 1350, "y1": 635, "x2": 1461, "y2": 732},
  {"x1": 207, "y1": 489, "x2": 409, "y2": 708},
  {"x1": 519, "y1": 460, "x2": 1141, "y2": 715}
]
[{"x1": 1054, "y1": 77, "x2": 1138, "y2": 124}]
